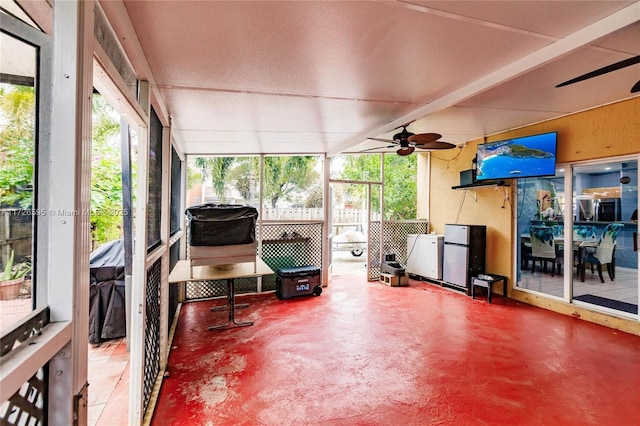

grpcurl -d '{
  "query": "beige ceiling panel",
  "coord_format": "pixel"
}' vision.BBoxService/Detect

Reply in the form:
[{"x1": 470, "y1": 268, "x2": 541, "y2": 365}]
[
  {"x1": 411, "y1": 1, "x2": 636, "y2": 37},
  {"x1": 161, "y1": 86, "x2": 420, "y2": 133},
  {"x1": 461, "y1": 48, "x2": 640, "y2": 113},
  {"x1": 99, "y1": 1, "x2": 639, "y2": 157},
  {"x1": 126, "y1": 0, "x2": 551, "y2": 103}
]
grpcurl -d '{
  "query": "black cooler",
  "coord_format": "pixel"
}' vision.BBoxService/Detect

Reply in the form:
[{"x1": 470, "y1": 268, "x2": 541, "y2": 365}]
[{"x1": 276, "y1": 266, "x2": 322, "y2": 300}]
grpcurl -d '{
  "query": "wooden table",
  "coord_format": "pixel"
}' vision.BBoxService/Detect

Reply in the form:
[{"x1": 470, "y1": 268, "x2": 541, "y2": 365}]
[{"x1": 169, "y1": 258, "x2": 274, "y2": 330}]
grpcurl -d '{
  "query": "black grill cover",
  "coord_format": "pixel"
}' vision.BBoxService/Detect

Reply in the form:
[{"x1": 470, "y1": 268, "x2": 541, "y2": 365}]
[
  {"x1": 186, "y1": 204, "x2": 258, "y2": 247},
  {"x1": 89, "y1": 239, "x2": 126, "y2": 345}
]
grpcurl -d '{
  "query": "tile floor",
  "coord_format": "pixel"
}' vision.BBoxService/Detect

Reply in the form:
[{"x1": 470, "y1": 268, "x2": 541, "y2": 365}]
[
  {"x1": 518, "y1": 264, "x2": 638, "y2": 309},
  {"x1": 0, "y1": 301, "x2": 130, "y2": 425},
  {"x1": 0, "y1": 297, "x2": 31, "y2": 331},
  {"x1": 87, "y1": 338, "x2": 130, "y2": 426},
  {"x1": 0, "y1": 269, "x2": 130, "y2": 423}
]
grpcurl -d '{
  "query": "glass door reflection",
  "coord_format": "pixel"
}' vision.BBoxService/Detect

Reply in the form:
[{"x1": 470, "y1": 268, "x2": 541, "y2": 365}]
[{"x1": 571, "y1": 160, "x2": 638, "y2": 316}]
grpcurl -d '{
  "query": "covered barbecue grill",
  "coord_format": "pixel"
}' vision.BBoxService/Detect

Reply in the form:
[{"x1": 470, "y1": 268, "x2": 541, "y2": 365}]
[
  {"x1": 186, "y1": 204, "x2": 259, "y2": 274},
  {"x1": 186, "y1": 204, "x2": 258, "y2": 246},
  {"x1": 89, "y1": 239, "x2": 126, "y2": 345}
]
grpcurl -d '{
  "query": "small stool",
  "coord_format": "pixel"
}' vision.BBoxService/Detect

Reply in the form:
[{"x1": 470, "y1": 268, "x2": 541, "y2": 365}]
[{"x1": 471, "y1": 274, "x2": 507, "y2": 303}]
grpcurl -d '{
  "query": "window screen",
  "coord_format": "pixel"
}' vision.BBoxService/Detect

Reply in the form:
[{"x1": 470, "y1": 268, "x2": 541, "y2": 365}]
[
  {"x1": 170, "y1": 146, "x2": 181, "y2": 236},
  {"x1": 147, "y1": 107, "x2": 162, "y2": 251}
]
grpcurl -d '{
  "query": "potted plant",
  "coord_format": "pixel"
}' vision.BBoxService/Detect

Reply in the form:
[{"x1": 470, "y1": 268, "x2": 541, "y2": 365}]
[{"x1": 0, "y1": 250, "x2": 31, "y2": 300}]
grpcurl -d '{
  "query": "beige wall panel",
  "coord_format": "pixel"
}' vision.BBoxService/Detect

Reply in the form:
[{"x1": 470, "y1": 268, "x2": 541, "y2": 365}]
[
  {"x1": 430, "y1": 141, "x2": 514, "y2": 279},
  {"x1": 429, "y1": 97, "x2": 639, "y2": 326},
  {"x1": 481, "y1": 97, "x2": 640, "y2": 163}
]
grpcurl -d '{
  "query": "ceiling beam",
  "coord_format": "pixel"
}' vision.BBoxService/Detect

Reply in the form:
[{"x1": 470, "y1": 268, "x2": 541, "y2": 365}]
[{"x1": 327, "y1": 1, "x2": 640, "y2": 156}]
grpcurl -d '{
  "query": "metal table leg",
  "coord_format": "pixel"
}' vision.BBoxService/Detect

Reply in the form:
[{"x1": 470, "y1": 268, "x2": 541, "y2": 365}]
[{"x1": 208, "y1": 279, "x2": 254, "y2": 330}]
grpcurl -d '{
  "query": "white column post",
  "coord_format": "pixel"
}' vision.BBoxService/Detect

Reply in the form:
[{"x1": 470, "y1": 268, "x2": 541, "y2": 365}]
[
  {"x1": 129, "y1": 80, "x2": 150, "y2": 425},
  {"x1": 417, "y1": 152, "x2": 431, "y2": 226},
  {"x1": 47, "y1": 0, "x2": 93, "y2": 423},
  {"x1": 179, "y1": 148, "x2": 187, "y2": 302},
  {"x1": 322, "y1": 154, "x2": 330, "y2": 286},
  {"x1": 159, "y1": 127, "x2": 171, "y2": 368}
]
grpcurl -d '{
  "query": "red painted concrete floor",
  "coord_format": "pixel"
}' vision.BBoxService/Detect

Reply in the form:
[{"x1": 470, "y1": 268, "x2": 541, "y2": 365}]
[{"x1": 152, "y1": 276, "x2": 640, "y2": 426}]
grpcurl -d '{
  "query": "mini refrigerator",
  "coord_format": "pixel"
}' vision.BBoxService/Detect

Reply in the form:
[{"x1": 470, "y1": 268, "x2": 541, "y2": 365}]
[{"x1": 442, "y1": 224, "x2": 486, "y2": 291}]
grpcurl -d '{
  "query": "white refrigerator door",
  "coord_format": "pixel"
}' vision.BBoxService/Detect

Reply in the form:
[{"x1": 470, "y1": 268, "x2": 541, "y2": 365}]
[{"x1": 443, "y1": 243, "x2": 468, "y2": 287}]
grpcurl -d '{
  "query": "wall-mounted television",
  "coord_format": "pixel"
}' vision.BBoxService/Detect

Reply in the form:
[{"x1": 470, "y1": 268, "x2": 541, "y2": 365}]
[{"x1": 476, "y1": 132, "x2": 557, "y2": 181}]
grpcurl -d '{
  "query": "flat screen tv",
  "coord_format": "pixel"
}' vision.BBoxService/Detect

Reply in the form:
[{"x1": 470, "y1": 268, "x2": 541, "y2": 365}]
[{"x1": 476, "y1": 132, "x2": 557, "y2": 181}]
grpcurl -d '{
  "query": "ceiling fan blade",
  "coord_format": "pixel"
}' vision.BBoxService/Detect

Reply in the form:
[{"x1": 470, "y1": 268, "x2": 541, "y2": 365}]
[
  {"x1": 359, "y1": 145, "x2": 395, "y2": 153},
  {"x1": 415, "y1": 141, "x2": 456, "y2": 150},
  {"x1": 556, "y1": 55, "x2": 640, "y2": 88},
  {"x1": 631, "y1": 80, "x2": 640, "y2": 93},
  {"x1": 407, "y1": 133, "x2": 442, "y2": 145},
  {"x1": 397, "y1": 146, "x2": 415, "y2": 156},
  {"x1": 368, "y1": 137, "x2": 396, "y2": 144}
]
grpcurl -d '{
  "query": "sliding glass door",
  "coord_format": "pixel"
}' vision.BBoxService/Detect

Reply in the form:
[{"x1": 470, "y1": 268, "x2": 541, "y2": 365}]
[
  {"x1": 571, "y1": 159, "x2": 638, "y2": 317},
  {"x1": 516, "y1": 168, "x2": 565, "y2": 297},
  {"x1": 516, "y1": 157, "x2": 639, "y2": 318}
]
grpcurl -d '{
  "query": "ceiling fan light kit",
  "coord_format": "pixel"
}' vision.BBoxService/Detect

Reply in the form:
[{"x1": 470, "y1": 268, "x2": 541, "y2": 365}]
[{"x1": 397, "y1": 146, "x2": 415, "y2": 156}]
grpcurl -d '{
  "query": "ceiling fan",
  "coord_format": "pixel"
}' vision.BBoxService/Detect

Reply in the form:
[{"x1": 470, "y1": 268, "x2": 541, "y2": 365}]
[
  {"x1": 367, "y1": 125, "x2": 456, "y2": 156},
  {"x1": 556, "y1": 55, "x2": 640, "y2": 93}
]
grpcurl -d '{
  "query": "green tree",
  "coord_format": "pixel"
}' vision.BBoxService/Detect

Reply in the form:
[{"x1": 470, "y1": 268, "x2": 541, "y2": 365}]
[
  {"x1": 263, "y1": 156, "x2": 317, "y2": 208},
  {"x1": 192, "y1": 155, "x2": 319, "y2": 208},
  {"x1": 194, "y1": 156, "x2": 235, "y2": 202},
  {"x1": 0, "y1": 88, "x2": 127, "y2": 247},
  {"x1": 383, "y1": 155, "x2": 417, "y2": 219},
  {"x1": 340, "y1": 154, "x2": 417, "y2": 220},
  {"x1": 227, "y1": 157, "x2": 260, "y2": 204},
  {"x1": 90, "y1": 95, "x2": 123, "y2": 247},
  {"x1": 304, "y1": 184, "x2": 323, "y2": 208},
  {"x1": 0, "y1": 85, "x2": 35, "y2": 208}
]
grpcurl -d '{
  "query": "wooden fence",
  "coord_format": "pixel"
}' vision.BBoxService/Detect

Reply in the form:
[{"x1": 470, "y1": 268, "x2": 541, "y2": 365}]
[{"x1": 0, "y1": 209, "x2": 33, "y2": 269}]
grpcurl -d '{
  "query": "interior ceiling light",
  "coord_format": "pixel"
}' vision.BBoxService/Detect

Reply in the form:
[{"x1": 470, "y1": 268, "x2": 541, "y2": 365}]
[{"x1": 397, "y1": 146, "x2": 415, "y2": 156}]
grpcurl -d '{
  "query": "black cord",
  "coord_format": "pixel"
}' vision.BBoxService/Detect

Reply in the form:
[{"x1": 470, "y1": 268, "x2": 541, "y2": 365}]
[
  {"x1": 430, "y1": 148, "x2": 462, "y2": 167},
  {"x1": 406, "y1": 233, "x2": 421, "y2": 264}
]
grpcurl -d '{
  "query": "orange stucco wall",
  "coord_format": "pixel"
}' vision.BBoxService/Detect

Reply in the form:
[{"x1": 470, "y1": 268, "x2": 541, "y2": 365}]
[{"x1": 429, "y1": 96, "x2": 640, "y2": 295}]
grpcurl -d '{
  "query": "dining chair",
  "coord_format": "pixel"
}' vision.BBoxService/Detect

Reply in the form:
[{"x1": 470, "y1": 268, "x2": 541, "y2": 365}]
[
  {"x1": 582, "y1": 223, "x2": 624, "y2": 283},
  {"x1": 572, "y1": 225, "x2": 597, "y2": 240},
  {"x1": 520, "y1": 238, "x2": 533, "y2": 270},
  {"x1": 572, "y1": 225, "x2": 597, "y2": 273},
  {"x1": 529, "y1": 226, "x2": 562, "y2": 276}
]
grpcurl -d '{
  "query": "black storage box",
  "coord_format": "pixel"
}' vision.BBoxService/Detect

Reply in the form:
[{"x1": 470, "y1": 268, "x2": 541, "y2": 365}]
[
  {"x1": 186, "y1": 204, "x2": 258, "y2": 247},
  {"x1": 276, "y1": 266, "x2": 322, "y2": 300}
]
